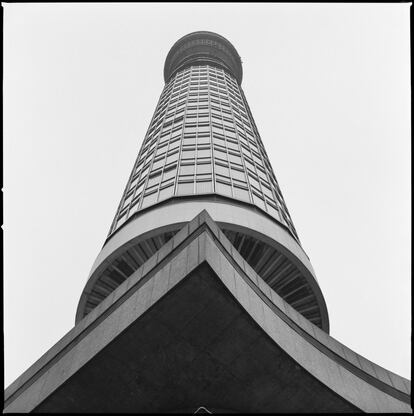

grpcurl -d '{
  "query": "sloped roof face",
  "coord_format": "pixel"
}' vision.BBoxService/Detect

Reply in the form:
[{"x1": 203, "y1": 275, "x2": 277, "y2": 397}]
[{"x1": 31, "y1": 263, "x2": 359, "y2": 413}]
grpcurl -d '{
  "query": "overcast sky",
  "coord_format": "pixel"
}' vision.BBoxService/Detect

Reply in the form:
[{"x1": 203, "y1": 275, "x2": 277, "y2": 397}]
[{"x1": 4, "y1": 3, "x2": 411, "y2": 387}]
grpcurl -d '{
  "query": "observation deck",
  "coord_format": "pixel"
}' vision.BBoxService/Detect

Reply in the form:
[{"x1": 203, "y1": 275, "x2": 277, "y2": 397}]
[{"x1": 164, "y1": 31, "x2": 243, "y2": 84}]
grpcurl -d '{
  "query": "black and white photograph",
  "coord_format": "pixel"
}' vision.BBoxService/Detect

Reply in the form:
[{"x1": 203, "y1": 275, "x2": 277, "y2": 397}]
[{"x1": 4, "y1": 3, "x2": 411, "y2": 413}]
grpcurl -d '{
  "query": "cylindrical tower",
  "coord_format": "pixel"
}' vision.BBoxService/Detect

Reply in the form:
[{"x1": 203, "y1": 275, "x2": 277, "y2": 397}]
[{"x1": 76, "y1": 31, "x2": 329, "y2": 331}]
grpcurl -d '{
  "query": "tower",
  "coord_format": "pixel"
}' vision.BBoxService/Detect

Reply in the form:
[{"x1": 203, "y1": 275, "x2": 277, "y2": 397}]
[
  {"x1": 75, "y1": 31, "x2": 329, "y2": 332},
  {"x1": 4, "y1": 32, "x2": 411, "y2": 413}
]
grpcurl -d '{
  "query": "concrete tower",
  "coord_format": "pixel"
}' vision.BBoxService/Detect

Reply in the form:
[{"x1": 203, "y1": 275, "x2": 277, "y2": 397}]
[
  {"x1": 4, "y1": 32, "x2": 411, "y2": 413},
  {"x1": 76, "y1": 31, "x2": 329, "y2": 331}
]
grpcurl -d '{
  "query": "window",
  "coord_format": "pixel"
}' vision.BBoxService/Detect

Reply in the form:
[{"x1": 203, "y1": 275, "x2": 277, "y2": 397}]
[
  {"x1": 233, "y1": 185, "x2": 250, "y2": 202},
  {"x1": 256, "y1": 166, "x2": 268, "y2": 180},
  {"x1": 198, "y1": 114, "x2": 209, "y2": 122},
  {"x1": 140, "y1": 166, "x2": 149, "y2": 179},
  {"x1": 163, "y1": 165, "x2": 177, "y2": 181},
  {"x1": 226, "y1": 139, "x2": 239, "y2": 151},
  {"x1": 152, "y1": 157, "x2": 164, "y2": 171},
  {"x1": 213, "y1": 135, "x2": 225, "y2": 147},
  {"x1": 216, "y1": 180, "x2": 232, "y2": 197},
  {"x1": 225, "y1": 130, "x2": 237, "y2": 139},
  {"x1": 177, "y1": 181, "x2": 194, "y2": 195},
  {"x1": 180, "y1": 164, "x2": 195, "y2": 176},
  {"x1": 182, "y1": 148, "x2": 195, "y2": 159},
  {"x1": 128, "y1": 197, "x2": 140, "y2": 215},
  {"x1": 122, "y1": 191, "x2": 134, "y2": 209},
  {"x1": 147, "y1": 172, "x2": 161, "y2": 188},
  {"x1": 212, "y1": 125, "x2": 224, "y2": 135},
  {"x1": 249, "y1": 174, "x2": 260, "y2": 189},
  {"x1": 196, "y1": 180, "x2": 212, "y2": 193},
  {"x1": 214, "y1": 148, "x2": 227, "y2": 161},
  {"x1": 197, "y1": 163, "x2": 211, "y2": 174},
  {"x1": 261, "y1": 182, "x2": 274, "y2": 199},
  {"x1": 183, "y1": 136, "x2": 196, "y2": 145},
  {"x1": 245, "y1": 158, "x2": 255, "y2": 173},
  {"x1": 185, "y1": 125, "x2": 197, "y2": 134},
  {"x1": 160, "y1": 128, "x2": 171, "y2": 140},
  {"x1": 197, "y1": 148, "x2": 210, "y2": 158},
  {"x1": 231, "y1": 167, "x2": 246, "y2": 182},
  {"x1": 169, "y1": 140, "x2": 180, "y2": 151},
  {"x1": 171, "y1": 129, "x2": 182, "y2": 139},
  {"x1": 141, "y1": 191, "x2": 158, "y2": 209},
  {"x1": 197, "y1": 125, "x2": 210, "y2": 134},
  {"x1": 117, "y1": 212, "x2": 128, "y2": 227},
  {"x1": 159, "y1": 184, "x2": 174, "y2": 201},
  {"x1": 252, "y1": 192, "x2": 266, "y2": 210},
  {"x1": 215, "y1": 163, "x2": 229, "y2": 178},
  {"x1": 129, "y1": 175, "x2": 139, "y2": 191},
  {"x1": 166, "y1": 151, "x2": 179, "y2": 165},
  {"x1": 228, "y1": 152, "x2": 242, "y2": 165},
  {"x1": 197, "y1": 135, "x2": 211, "y2": 145}
]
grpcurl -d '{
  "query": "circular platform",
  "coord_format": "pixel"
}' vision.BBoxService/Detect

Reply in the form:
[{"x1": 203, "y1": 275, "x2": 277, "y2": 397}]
[
  {"x1": 76, "y1": 196, "x2": 329, "y2": 332},
  {"x1": 164, "y1": 31, "x2": 243, "y2": 84}
]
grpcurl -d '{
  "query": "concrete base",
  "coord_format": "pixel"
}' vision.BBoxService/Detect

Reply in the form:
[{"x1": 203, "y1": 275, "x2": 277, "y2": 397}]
[
  {"x1": 4, "y1": 211, "x2": 411, "y2": 413},
  {"x1": 33, "y1": 263, "x2": 358, "y2": 413}
]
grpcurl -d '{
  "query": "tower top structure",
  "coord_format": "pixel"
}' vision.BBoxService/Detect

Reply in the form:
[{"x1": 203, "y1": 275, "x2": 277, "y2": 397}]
[{"x1": 164, "y1": 31, "x2": 243, "y2": 84}]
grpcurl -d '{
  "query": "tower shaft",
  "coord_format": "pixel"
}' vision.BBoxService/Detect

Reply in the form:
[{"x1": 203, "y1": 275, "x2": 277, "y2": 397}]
[
  {"x1": 76, "y1": 32, "x2": 329, "y2": 330},
  {"x1": 109, "y1": 63, "x2": 299, "y2": 243}
]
